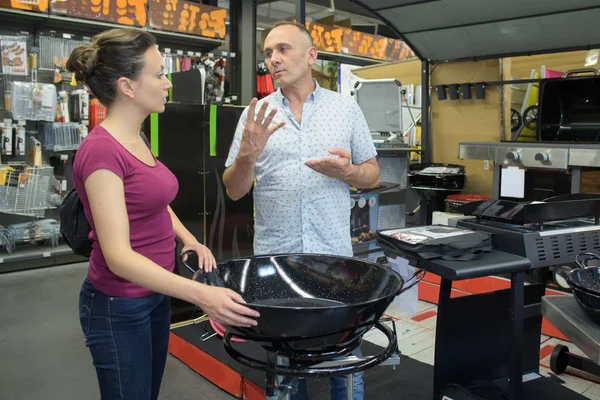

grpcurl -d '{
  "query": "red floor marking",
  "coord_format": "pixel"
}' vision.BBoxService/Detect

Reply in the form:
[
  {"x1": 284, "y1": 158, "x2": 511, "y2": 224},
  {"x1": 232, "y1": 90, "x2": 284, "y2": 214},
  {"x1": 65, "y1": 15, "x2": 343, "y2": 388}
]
[{"x1": 411, "y1": 310, "x2": 437, "y2": 322}]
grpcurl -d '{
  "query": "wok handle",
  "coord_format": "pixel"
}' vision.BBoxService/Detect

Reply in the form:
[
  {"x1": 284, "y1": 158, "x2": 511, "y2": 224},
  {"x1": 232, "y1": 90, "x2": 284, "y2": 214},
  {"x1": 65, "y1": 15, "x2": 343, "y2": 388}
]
[
  {"x1": 396, "y1": 268, "x2": 426, "y2": 296},
  {"x1": 180, "y1": 250, "x2": 208, "y2": 282},
  {"x1": 575, "y1": 252, "x2": 600, "y2": 269}
]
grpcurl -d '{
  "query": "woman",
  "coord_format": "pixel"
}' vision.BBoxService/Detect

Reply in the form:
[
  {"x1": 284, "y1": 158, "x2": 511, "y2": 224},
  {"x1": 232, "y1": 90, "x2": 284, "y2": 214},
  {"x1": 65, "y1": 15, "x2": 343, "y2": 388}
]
[{"x1": 67, "y1": 28, "x2": 259, "y2": 400}]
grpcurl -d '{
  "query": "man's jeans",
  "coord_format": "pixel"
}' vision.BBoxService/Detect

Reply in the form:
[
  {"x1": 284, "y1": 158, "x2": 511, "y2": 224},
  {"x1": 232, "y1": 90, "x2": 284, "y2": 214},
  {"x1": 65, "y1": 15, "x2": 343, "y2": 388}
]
[{"x1": 290, "y1": 347, "x2": 365, "y2": 400}]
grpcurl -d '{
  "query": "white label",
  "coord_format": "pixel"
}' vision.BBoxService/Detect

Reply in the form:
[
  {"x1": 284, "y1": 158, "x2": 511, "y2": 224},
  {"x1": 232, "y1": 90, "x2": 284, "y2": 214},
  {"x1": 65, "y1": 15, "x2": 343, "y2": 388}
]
[
  {"x1": 483, "y1": 160, "x2": 489, "y2": 170},
  {"x1": 43, "y1": 252, "x2": 51, "y2": 258},
  {"x1": 42, "y1": 86, "x2": 55, "y2": 109},
  {"x1": 195, "y1": 52, "x2": 201, "y2": 57},
  {"x1": 208, "y1": 53, "x2": 214, "y2": 58},
  {"x1": 232, "y1": 95, "x2": 238, "y2": 101},
  {"x1": 230, "y1": 52, "x2": 236, "y2": 58},
  {"x1": 18, "y1": 120, "x2": 26, "y2": 126},
  {"x1": 187, "y1": 51, "x2": 194, "y2": 56},
  {"x1": 176, "y1": 50, "x2": 183, "y2": 55},
  {"x1": 60, "y1": 154, "x2": 68, "y2": 161},
  {"x1": 585, "y1": 49, "x2": 599, "y2": 67},
  {"x1": 221, "y1": 51, "x2": 228, "y2": 56},
  {"x1": 62, "y1": 33, "x2": 72, "y2": 39},
  {"x1": 164, "y1": 48, "x2": 171, "y2": 54}
]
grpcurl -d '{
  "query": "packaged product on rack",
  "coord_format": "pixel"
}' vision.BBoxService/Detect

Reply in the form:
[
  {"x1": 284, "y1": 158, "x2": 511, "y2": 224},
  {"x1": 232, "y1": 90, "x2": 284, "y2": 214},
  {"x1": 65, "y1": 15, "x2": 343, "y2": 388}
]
[
  {"x1": 10, "y1": 82, "x2": 57, "y2": 121},
  {"x1": 70, "y1": 90, "x2": 89, "y2": 122},
  {"x1": 0, "y1": 37, "x2": 28, "y2": 76},
  {"x1": 88, "y1": 98, "x2": 106, "y2": 130},
  {"x1": 15, "y1": 122, "x2": 25, "y2": 156},
  {"x1": 57, "y1": 91, "x2": 70, "y2": 123},
  {"x1": 2, "y1": 118, "x2": 13, "y2": 156},
  {"x1": 42, "y1": 122, "x2": 84, "y2": 151}
]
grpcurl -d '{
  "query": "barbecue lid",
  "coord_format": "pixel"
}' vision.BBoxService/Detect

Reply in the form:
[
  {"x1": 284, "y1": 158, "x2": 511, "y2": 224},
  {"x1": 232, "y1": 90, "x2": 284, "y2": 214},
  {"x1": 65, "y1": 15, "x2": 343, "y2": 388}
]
[{"x1": 350, "y1": 0, "x2": 600, "y2": 63}]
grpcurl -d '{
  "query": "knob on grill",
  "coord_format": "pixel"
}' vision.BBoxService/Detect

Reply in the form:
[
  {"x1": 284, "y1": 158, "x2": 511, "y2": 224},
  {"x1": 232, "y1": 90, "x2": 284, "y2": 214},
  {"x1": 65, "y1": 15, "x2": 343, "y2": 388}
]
[
  {"x1": 535, "y1": 152, "x2": 550, "y2": 162},
  {"x1": 506, "y1": 151, "x2": 521, "y2": 160}
]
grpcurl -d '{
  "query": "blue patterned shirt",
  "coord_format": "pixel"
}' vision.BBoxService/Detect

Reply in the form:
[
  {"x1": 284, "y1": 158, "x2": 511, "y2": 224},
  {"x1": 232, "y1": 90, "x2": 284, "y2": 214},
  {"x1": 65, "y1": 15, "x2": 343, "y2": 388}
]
[{"x1": 225, "y1": 80, "x2": 377, "y2": 257}]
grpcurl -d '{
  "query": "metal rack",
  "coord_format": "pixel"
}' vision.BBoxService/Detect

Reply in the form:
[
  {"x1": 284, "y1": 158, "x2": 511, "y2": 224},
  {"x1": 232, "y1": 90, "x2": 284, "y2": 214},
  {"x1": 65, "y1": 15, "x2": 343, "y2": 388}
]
[
  {"x1": 0, "y1": 166, "x2": 54, "y2": 217},
  {"x1": 42, "y1": 122, "x2": 84, "y2": 151}
]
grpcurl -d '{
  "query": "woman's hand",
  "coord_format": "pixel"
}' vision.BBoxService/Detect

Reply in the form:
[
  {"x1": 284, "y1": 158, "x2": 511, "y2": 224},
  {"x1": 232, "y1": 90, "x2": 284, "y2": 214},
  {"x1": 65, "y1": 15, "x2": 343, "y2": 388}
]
[
  {"x1": 195, "y1": 285, "x2": 260, "y2": 327},
  {"x1": 181, "y1": 241, "x2": 217, "y2": 272}
]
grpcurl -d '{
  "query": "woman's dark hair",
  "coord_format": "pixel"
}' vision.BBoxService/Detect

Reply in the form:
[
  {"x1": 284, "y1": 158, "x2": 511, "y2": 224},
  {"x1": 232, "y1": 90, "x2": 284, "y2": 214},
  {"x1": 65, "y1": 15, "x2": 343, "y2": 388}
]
[{"x1": 66, "y1": 28, "x2": 156, "y2": 107}]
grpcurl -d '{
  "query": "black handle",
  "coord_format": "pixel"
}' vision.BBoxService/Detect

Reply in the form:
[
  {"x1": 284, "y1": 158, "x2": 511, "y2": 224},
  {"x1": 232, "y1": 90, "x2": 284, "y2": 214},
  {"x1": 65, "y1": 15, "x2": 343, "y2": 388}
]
[
  {"x1": 575, "y1": 252, "x2": 600, "y2": 269},
  {"x1": 180, "y1": 250, "x2": 209, "y2": 282},
  {"x1": 396, "y1": 268, "x2": 426, "y2": 296}
]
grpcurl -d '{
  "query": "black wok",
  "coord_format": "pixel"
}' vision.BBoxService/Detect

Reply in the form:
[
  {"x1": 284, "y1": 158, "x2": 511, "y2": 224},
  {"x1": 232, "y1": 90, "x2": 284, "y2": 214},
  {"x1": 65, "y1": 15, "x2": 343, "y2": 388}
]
[
  {"x1": 566, "y1": 252, "x2": 600, "y2": 323},
  {"x1": 182, "y1": 252, "x2": 423, "y2": 352}
]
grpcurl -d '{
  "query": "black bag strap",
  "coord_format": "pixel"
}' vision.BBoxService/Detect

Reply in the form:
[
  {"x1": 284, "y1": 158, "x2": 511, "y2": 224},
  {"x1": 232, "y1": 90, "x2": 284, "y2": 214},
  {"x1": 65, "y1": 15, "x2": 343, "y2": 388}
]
[{"x1": 139, "y1": 132, "x2": 151, "y2": 149}]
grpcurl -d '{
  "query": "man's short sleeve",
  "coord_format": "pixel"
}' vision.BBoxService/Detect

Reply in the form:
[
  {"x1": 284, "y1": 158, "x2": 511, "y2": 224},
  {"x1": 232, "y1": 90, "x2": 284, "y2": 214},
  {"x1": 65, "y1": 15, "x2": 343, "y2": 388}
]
[
  {"x1": 349, "y1": 100, "x2": 378, "y2": 165},
  {"x1": 225, "y1": 107, "x2": 249, "y2": 168}
]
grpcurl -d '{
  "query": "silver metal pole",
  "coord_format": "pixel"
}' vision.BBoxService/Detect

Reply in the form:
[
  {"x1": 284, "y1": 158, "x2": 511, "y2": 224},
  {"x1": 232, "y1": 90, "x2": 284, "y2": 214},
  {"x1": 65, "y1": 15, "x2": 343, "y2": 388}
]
[{"x1": 346, "y1": 373, "x2": 354, "y2": 400}]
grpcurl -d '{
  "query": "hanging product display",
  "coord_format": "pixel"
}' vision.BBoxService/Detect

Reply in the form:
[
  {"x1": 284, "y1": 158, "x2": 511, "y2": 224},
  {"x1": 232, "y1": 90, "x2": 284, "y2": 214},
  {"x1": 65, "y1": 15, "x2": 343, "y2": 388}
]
[
  {"x1": 15, "y1": 121, "x2": 26, "y2": 156},
  {"x1": 256, "y1": 62, "x2": 275, "y2": 99},
  {"x1": 88, "y1": 98, "x2": 106, "y2": 130},
  {"x1": 2, "y1": 118, "x2": 13, "y2": 156},
  {"x1": 10, "y1": 81, "x2": 57, "y2": 121},
  {"x1": 0, "y1": 36, "x2": 28, "y2": 76}
]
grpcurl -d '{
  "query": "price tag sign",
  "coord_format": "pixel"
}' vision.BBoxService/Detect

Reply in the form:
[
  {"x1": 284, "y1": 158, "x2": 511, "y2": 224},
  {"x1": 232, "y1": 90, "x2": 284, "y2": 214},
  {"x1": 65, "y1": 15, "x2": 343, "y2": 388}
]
[
  {"x1": 50, "y1": 0, "x2": 148, "y2": 26},
  {"x1": 384, "y1": 38, "x2": 417, "y2": 63},
  {"x1": 342, "y1": 29, "x2": 387, "y2": 60},
  {"x1": 1, "y1": 0, "x2": 48, "y2": 13},
  {"x1": 304, "y1": 21, "x2": 342, "y2": 53},
  {"x1": 148, "y1": 0, "x2": 226, "y2": 39}
]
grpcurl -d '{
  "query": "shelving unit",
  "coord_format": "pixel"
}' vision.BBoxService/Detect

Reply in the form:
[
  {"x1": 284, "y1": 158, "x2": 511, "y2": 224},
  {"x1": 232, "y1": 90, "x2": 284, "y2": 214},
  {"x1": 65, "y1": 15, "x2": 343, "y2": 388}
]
[
  {"x1": 0, "y1": 9, "x2": 226, "y2": 52},
  {"x1": 0, "y1": 6, "x2": 228, "y2": 273}
]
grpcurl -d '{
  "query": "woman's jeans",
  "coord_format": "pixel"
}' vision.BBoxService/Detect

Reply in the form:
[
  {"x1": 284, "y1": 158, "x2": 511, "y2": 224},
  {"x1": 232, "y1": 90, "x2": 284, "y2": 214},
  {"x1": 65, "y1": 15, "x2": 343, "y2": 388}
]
[{"x1": 79, "y1": 278, "x2": 171, "y2": 400}]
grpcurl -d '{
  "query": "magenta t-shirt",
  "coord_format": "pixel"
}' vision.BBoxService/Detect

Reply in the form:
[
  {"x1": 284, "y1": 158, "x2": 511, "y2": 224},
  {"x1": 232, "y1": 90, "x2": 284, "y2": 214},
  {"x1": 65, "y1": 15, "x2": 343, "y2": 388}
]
[{"x1": 73, "y1": 126, "x2": 179, "y2": 297}]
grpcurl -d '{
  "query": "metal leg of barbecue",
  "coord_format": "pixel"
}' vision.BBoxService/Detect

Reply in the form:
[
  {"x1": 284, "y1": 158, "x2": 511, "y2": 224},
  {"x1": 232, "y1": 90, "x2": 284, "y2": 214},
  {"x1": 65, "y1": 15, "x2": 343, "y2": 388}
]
[
  {"x1": 276, "y1": 356, "x2": 291, "y2": 400},
  {"x1": 265, "y1": 352, "x2": 278, "y2": 399},
  {"x1": 346, "y1": 373, "x2": 354, "y2": 400},
  {"x1": 265, "y1": 355, "x2": 297, "y2": 400}
]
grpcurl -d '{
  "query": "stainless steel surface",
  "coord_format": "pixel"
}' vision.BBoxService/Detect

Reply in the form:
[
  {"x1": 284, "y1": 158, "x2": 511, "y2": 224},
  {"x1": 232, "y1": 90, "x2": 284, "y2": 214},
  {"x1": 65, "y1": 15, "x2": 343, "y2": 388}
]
[
  {"x1": 542, "y1": 295, "x2": 600, "y2": 365},
  {"x1": 309, "y1": 353, "x2": 401, "y2": 369},
  {"x1": 458, "y1": 142, "x2": 496, "y2": 160},
  {"x1": 460, "y1": 142, "x2": 600, "y2": 169},
  {"x1": 569, "y1": 147, "x2": 600, "y2": 167},
  {"x1": 495, "y1": 146, "x2": 569, "y2": 169}
]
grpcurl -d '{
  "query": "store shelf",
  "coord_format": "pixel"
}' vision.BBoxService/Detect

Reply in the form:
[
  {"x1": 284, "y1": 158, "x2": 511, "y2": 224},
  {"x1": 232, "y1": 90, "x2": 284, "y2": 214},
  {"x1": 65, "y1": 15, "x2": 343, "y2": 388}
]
[
  {"x1": 146, "y1": 28, "x2": 224, "y2": 50},
  {"x1": 0, "y1": 9, "x2": 225, "y2": 52},
  {"x1": 0, "y1": 243, "x2": 86, "y2": 274},
  {"x1": 317, "y1": 51, "x2": 385, "y2": 66},
  {"x1": 0, "y1": 7, "x2": 46, "y2": 22},
  {"x1": 0, "y1": 7, "x2": 46, "y2": 31}
]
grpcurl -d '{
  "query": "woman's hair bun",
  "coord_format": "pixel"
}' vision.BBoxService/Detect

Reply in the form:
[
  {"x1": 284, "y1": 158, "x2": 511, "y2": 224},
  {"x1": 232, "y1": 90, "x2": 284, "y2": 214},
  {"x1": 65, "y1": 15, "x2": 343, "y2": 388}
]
[{"x1": 66, "y1": 42, "x2": 100, "y2": 83}]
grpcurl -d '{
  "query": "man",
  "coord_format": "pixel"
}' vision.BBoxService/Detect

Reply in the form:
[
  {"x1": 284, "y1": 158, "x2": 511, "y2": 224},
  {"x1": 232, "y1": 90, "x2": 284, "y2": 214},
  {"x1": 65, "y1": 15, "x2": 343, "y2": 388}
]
[{"x1": 223, "y1": 21, "x2": 380, "y2": 400}]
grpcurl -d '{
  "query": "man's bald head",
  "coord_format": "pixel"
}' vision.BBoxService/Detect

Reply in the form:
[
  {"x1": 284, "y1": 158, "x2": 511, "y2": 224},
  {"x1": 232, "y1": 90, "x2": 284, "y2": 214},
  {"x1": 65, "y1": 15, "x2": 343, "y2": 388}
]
[{"x1": 269, "y1": 21, "x2": 315, "y2": 49}]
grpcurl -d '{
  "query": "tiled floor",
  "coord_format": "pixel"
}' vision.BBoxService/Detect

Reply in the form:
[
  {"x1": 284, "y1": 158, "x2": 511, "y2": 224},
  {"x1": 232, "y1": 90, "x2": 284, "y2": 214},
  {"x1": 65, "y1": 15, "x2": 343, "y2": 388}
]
[{"x1": 362, "y1": 299, "x2": 600, "y2": 399}]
